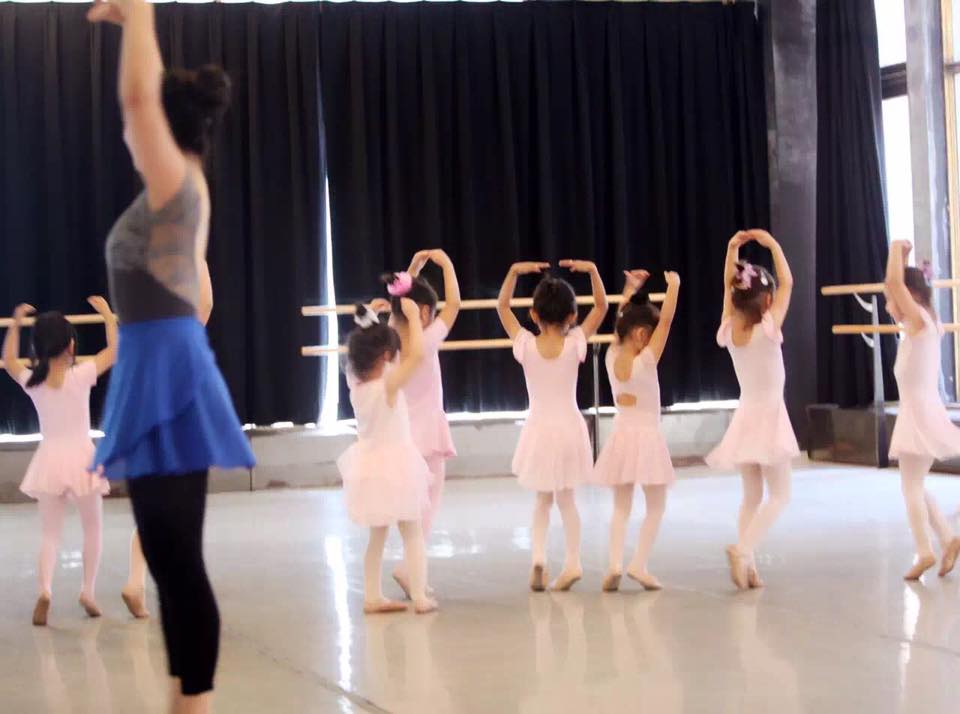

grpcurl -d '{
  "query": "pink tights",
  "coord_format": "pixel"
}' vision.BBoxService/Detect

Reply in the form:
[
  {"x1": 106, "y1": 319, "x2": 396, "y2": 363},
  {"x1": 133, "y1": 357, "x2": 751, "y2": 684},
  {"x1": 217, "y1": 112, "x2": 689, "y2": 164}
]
[
  {"x1": 900, "y1": 454, "x2": 956, "y2": 558},
  {"x1": 736, "y1": 462, "x2": 791, "y2": 559},
  {"x1": 607, "y1": 484, "x2": 667, "y2": 574},
  {"x1": 422, "y1": 457, "x2": 446, "y2": 538},
  {"x1": 37, "y1": 493, "x2": 102, "y2": 600}
]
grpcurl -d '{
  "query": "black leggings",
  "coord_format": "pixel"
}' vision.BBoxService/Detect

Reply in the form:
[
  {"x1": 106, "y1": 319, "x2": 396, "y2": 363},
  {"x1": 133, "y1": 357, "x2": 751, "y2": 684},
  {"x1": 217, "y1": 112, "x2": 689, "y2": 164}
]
[{"x1": 128, "y1": 470, "x2": 220, "y2": 696}]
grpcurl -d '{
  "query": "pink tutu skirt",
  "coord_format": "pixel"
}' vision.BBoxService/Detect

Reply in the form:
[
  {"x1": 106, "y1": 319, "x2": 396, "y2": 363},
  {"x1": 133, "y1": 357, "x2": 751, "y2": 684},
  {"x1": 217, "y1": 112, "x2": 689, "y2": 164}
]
[
  {"x1": 21, "y1": 438, "x2": 110, "y2": 500},
  {"x1": 890, "y1": 398, "x2": 960, "y2": 460},
  {"x1": 706, "y1": 398, "x2": 799, "y2": 470},
  {"x1": 512, "y1": 412, "x2": 593, "y2": 492},
  {"x1": 592, "y1": 411, "x2": 674, "y2": 486},
  {"x1": 337, "y1": 440, "x2": 430, "y2": 527}
]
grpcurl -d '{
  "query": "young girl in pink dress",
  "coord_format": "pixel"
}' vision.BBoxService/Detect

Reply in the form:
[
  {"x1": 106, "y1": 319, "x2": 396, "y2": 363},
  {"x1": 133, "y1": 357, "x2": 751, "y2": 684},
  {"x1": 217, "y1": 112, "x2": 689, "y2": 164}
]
[
  {"x1": 707, "y1": 229, "x2": 799, "y2": 591},
  {"x1": 884, "y1": 240, "x2": 960, "y2": 581},
  {"x1": 338, "y1": 300, "x2": 437, "y2": 614},
  {"x1": 497, "y1": 259, "x2": 609, "y2": 592},
  {"x1": 370, "y1": 249, "x2": 461, "y2": 598},
  {"x1": 2, "y1": 297, "x2": 118, "y2": 626},
  {"x1": 593, "y1": 269, "x2": 680, "y2": 593}
]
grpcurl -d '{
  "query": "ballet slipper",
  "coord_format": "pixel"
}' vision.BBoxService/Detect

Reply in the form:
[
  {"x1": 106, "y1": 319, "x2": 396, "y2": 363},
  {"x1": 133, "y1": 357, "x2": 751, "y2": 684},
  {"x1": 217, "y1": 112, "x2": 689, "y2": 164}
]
[
  {"x1": 529, "y1": 564, "x2": 548, "y2": 593},
  {"x1": 121, "y1": 587, "x2": 150, "y2": 619},
  {"x1": 550, "y1": 570, "x2": 582, "y2": 592},
  {"x1": 32, "y1": 595, "x2": 51, "y2": 627},
  {"x1": 413, "y1": 598, "x2": 439, "y2": 615},
  {"x1": 79, "y1": 595, "x2": 102, "y2": 619},
  {"x1": 938, "y1": 538, "x2": 960, "y2": 577},
  {"x1": 626, "y1": 569, "x2": 663, "y2": 591},
  {"x1": 904, "y1": 554, "x2": 937, "y2": 581},
  {"x1": 726, "y1": 545, "x2": 749, "y2": 590},
  {"x1": 363, "y1": 599, "x2": 408, "y2": 615},
  {"x1": 602, "y1": 572, "x2": 622, "y2": 593}
]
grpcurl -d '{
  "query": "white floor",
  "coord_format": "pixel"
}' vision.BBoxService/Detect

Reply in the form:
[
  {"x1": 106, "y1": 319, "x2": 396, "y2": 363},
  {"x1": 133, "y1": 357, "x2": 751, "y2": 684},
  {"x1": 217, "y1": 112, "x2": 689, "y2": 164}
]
[{"x1": 2, "y1": 464, "x2": 960, "y2": 713}]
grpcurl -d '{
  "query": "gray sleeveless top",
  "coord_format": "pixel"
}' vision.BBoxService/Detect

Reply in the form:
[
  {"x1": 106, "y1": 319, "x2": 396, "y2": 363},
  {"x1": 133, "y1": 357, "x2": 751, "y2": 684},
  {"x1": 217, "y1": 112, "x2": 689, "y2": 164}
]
[{"x1": 106, "y1": 178, "x2": 201, "y2": 325}]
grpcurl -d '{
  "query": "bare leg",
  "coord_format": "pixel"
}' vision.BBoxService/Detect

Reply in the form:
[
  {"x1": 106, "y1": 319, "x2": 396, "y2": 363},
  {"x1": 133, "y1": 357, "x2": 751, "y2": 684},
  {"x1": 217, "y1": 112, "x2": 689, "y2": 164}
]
[{"x1": 364, "y1": 526, "x2": 404, "y2": 613}]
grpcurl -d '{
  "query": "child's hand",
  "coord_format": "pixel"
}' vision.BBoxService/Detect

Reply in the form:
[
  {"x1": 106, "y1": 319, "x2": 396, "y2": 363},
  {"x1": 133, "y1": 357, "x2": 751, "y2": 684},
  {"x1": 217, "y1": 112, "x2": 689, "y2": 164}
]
[
  {"x1": 664, "y1": 271, "x2": 681, "y2": 288},
  {"x1": 428, "y1": 249, "x2": 452, "y2": 267},
  {"x1": 369, "y1": 298, "x2": 392, "y2": 314},
  {"x1": 12, "y1": 304, "x2": 35, "y2": 322},
  {"x1": 891, "y1": 240, "x2": 913, "y2": 258},
  {"x1": 408, "y1": 250, "x2": 432, "y2": 276},
  {"x1": 511, "y1": 261, "x2": 550, "y2": 276},
  {"x1": 86, "y1": 0, "x2": 143, "y2": 25},
  {"x1": 623, "y1": 269, "x2": 650, "y2": 291},
  {"x1": 87, "y1": 296, "x2": 113, "y2": 318},
  {"x1": 399, "y1": 298, "x2": 420, "y2": 321},
  {"x1": 560, "y1": 259, "x2": 597, "y2": 274},
  {"x1": 729, "y1": 231, "x2": 751, "y2": 249}
]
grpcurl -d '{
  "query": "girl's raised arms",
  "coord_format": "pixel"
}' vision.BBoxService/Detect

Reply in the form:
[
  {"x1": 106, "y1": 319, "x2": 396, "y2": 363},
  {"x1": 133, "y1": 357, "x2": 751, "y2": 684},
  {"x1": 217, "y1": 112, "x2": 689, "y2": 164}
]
[
  {"x1": 885, "y1": 240, "x2": 927, "y2": 333},
  {"x1": 384, "y1": 298, "x2": 426, "y2": 405},
  {"x1": 647, "y1": 272, "x2": 681, "y2": 363},
  {"x1": 409, "y1": 249, "x2": 462, "y2": 331},
  {"x1": 497, "y1": 262, "x2": 550, "y2": 340},
  {"x1": 2, "y1": 304, "x2": 35, "y2": 384},
  {"x1": 559, "y1": 260, "x2": 609, "y2": 339}
]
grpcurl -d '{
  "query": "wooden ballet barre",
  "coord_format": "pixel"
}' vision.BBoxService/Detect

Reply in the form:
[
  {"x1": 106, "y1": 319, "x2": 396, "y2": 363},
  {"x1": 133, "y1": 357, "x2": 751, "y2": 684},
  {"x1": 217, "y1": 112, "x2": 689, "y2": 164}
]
[
  {"x1": 301, "y1": 293, "x2": 665, "y2": 317},
  {"x1": 0, "y1": 313, "x2": 110, "y2": 329},
  {"x1": 301, "y1": 334, "x2": 616, "y2": 356},
  {"x1": 820, "y1": 279, "x2": 960, "y2": 297},
  {"x1": 832, "y1": 323, "x2": 960, "y2": 335}
]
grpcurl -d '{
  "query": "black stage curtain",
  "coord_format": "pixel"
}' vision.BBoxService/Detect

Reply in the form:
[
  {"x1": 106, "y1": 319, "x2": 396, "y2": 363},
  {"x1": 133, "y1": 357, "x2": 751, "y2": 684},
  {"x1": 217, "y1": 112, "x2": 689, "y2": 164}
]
[
  {"x1": 0, "y1": 3, "x2": 325, "y2": 433},
  {"x1": 321, "y1": 1, "x2": 770, "y2": 415},
  {"x1": 816, "y1": 0, "x2": 897, "y2": 405}
]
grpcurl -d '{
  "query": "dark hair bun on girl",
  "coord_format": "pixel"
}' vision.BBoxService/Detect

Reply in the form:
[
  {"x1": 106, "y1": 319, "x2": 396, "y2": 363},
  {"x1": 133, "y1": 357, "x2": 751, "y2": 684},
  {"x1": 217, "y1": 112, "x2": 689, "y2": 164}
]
[
  {"x1": 730, "y1": 260, "x2": 776, "y2": 326},
  {"x1": 380, "y1": 272, "x2": 439, "y2": 321},
  {"x1": 347, "y1": 304, "x2": 401, "y2": 379},
  {"x1": 532, "y1": 276, "x2": 577, "y2": 326},
  {"x1": 162, "y1": 65, "x2": 231, "y2": 156},
  {"x1": 616, "y1": 293, "x2": 660, "y2": 341},
  {"x1": 26, "y1": 312, "x2": 77, "y2": 388}
]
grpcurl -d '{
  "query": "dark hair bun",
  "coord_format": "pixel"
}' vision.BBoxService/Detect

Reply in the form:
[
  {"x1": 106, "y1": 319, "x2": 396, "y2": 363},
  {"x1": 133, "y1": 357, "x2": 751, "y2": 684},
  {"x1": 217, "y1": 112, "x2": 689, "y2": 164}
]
[{"x1": 162, "y1": 65, "x2": 231, "y2": 156}]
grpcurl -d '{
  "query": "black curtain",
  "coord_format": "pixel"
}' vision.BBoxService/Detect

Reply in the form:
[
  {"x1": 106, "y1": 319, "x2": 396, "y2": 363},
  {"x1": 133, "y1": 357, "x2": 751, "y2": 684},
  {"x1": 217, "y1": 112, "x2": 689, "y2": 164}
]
[
  {"x1": 0, "y1": 3, "x2": 325, "y2": 433},
  {"x1": 321, "y1": 1, "x2": 770, "y2": 415},
  {"x1": 816, "y1": 0, "x2": 897, "y2": 406}
]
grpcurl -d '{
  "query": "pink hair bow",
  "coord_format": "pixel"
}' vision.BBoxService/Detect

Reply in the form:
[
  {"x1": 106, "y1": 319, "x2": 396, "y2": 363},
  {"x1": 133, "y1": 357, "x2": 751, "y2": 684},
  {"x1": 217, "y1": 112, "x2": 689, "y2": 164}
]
[
  {"x1": 921, "y1": 260, "x2": 934, "y2": 282},
  {"x1": 735, "y1": 263, "x2": 758, "y2": 291},
  {"x1": 386, "y1": 271, "x2": 413, "y2": 297}
]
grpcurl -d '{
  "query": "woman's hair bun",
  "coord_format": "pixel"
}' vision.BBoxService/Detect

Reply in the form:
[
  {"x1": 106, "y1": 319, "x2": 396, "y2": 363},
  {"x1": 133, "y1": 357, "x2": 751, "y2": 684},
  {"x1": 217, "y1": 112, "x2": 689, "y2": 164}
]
[
  {"x1": 162, "y1": 65, "x2": 231, "y2": 155},
  {"x1": 193, "y1": 65, "x2": 231, "y2": 113}
]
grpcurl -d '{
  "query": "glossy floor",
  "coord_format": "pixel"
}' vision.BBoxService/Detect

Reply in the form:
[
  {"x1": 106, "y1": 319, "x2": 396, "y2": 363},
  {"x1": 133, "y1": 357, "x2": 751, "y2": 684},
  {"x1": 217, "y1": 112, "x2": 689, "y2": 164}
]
[{"x1": 2, "y1": 464, "x2": 960, "y2": 713}]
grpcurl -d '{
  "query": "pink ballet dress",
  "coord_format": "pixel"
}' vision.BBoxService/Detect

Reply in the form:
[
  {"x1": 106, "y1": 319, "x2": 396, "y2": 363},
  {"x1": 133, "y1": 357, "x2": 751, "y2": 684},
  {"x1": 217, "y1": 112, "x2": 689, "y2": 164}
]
[
  {"x1": 404, "y1": 320, "x2": 457, "y2": 473},
  {"x1": 511, "y1": 327, "x2": 593, "y2": 492},
  {"x1": 706, "y1": 312, "x2": 800, "y2": 469},
  {"x1": 592, "y1": 345, "x2": 674, "y2": 486},
  {"x1": 337, "y1": 374, "x2": 431, "y2": 527},
  {"x1": 889, "y1": 310, "x2": 960, "y2": 459},
  {"x1": 16, "y1": 361, "x2": 110, "y2": 499}
]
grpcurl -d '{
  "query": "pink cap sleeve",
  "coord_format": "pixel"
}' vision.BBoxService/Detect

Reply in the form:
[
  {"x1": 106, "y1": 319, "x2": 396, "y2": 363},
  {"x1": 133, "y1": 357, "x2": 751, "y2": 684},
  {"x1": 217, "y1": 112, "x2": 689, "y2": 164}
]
[
  {"x1": 639, "y1": 347, "x2": 657, "y2": 367},
  {"x1": 423, "y1": 319, "x2": 449, "y2": 354},
  {"x1": 76, "y1": 360, "x2": 99, "y2": 388},
  {"x1": 716, "y1": 318, "x2": 733, "y2": 348},
  {"x1": 760, "y1": 312, "x2": 784, "y2": 344},
  {"x1": 569, "y1": 327, "x2": 588, "y2": 363},
  {"x1": 512, "y1": 329, "x2": 533, "y2": 364}
]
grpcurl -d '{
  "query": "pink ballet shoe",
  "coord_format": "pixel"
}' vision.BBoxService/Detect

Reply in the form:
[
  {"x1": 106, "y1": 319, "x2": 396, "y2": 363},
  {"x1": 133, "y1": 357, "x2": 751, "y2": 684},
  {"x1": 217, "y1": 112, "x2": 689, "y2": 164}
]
[
  {"x1": 32, "y1": 595, "x2": 51, "y2": 627},
  {"x1": 363, "y1": 599, "x2": 408, "y2": 615},
  {"x1": 904, "y1": 554, "x2": 937, "y2": 581},
  {"x1": 550, "y1": 570, "x2": 582, "y2": 592},
  {"x1": 602, "y1": 572, "x2": 622, "y2": 592},
  {"x1": 726, "y1": 546, "x2": 749, "y2": 590},
  {"x1": 939, "y1": 538, "x2": 960, "y2": 577},
  {"x1": 626, "y1": 569, "x2": 663, "y2": 591},
  {"x1": 121, "y1": 587, "x2": 150, "y2": 619},
  {"x1": 414, "y1": 598, "x2": 439, "y2": 615},
  {"x1": 530, "y1": 564, "x2": 548, "y2": 593}
]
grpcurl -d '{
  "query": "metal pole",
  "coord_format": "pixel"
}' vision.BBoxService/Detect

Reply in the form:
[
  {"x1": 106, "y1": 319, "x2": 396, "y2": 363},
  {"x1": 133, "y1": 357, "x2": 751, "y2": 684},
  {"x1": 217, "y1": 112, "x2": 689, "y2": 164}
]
[
  {"x1": 592, "y1": 342, "x2": 601, "y2": 461},
  {"x1": 871, "y1": 295, "x2": 889, "y2": 468}
]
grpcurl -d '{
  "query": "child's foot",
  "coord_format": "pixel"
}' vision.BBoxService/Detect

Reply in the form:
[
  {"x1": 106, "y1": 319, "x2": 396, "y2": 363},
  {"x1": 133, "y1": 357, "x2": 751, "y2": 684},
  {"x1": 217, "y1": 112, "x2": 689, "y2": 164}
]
[
  {"x1": 726, "y1": 545, "x2": 749, "y2": 590},
  {"x1": 939, "y1": 538, "x2": 960, "y2": 577},
  {"x1": 363, "y1": 598, "x2": 408, "y2": 615},
  {"x1": 414, "y1": 597, "x2": 439, "y2": 615},
  {"x1": 602, "y1": 571, "x2": 622, "y2": 592},
  {"x1": 121, "y1": 587, "x2": 150, "y2": 619},
  {"x1": 529, "y1": 564, "x2": 548, "y2": 593},
  {"x1": 550, "y1": 569, "x2": 583, "y2": 592},
  {"x1": 747, "y1": 564, "x2": 764, "y2": 589},
  {"x1": 79, "y1": 595, "x2": 102, "y2": 619},
  {"x1": 393, "y1": 571, "x2": 435, "y2": 600},
  {"x1": 904, "y1": 554, "x2": 937, "y2": 581},
  {"x1": 32, "y1": 595, "x2": 51, "y2": 627},
  {"x1": 626, "y1": 568, "x2": 663, "y2": 591}
]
